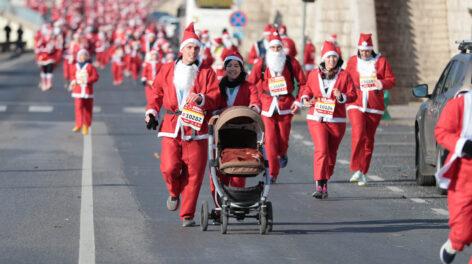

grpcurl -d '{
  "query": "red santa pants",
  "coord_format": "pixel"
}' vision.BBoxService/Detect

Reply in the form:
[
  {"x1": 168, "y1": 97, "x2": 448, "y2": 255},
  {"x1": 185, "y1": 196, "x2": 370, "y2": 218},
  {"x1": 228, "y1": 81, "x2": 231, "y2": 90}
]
[
  {"x1": 111, "y1": 63, "x2": 123, "y2": 83},
  {"x1": 160, "y1": 137, "x2": 208, "y2": 220},
  {"x1": 262, "y1": 114, "x2": 293, "y2": 178},
  {"x1": 130, "y1": 61, "x2": 141, "y2": 80},
  {"x1": 96, "y1": 52, "x2": 108, "y2": 67},
  {"x1": 308, "y1": 120, "x2": 346, "y2": 181},
  {"x1": 63, "y1": 60, "x2": 71, "y2": 81},
  {"x1": 74, "y1": 98, "x2": 93, "y2": 127},
  {"x1": 448, "y1": 187, "x2": 472, "y2": 251},
  {"x1": 348, "y1": 109, "x2": 382, "y2": 174}
]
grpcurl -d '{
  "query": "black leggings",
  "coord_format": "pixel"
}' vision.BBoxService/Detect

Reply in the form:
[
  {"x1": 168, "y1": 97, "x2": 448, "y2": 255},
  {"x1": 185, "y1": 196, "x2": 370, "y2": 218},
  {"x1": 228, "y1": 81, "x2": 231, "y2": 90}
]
[{"x1": 41, "y1": 64, "x2": 54, "y2": 74}]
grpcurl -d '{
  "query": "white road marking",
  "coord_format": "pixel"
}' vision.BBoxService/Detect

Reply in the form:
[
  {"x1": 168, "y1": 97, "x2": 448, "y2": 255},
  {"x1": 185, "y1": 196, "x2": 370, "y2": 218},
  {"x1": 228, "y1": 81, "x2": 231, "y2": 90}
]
[
  {"x1": 386, "y1": 186, "x2": 404, "y2": 193},
  {"x1": 123, "y1": 107, "x2": 145, "y2": 114},
  {"x1": 368, "y1": 175, "x2": 384, "y2": 181},
  {"x1": 93, "y1": 106, "x2": 101, "y2": 113},
  {"x1": 0, "y1": 105, "x2": 6, "y2": 112},
  {"x1": 375, "y1": 142, "x2": 413, "y2": 146},
  {"x1": 338, "y1": 159, "x2": 349, "y2": 165},
  {"x1": 79, "y1": 132, "x2": 95, "y2": 264},
  {"x1": 291, "y1": 134, "x2": 304, "y2": 140},
  {"x1": 376, "y1": 131, "x2": 414, "y2": 135},
  {"x1": 431, "y1": 208, "x2": 449, "y2": 216},
  {"x1": 302, "y1": 140, "x2": 313, "y2": 146},
  {"x1": 410, "y1": 198, "x2": 427, "y2": 204},
  {"x1": 28, "y1": 105, "x2": 53, "y2": 112}
]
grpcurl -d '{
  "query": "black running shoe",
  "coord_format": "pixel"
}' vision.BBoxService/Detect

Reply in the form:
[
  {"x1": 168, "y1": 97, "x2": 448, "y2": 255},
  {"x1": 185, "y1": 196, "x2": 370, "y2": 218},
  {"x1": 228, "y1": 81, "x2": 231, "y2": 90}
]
[{"x1": 440, "y1": 242, "x2": 456, "y2": 264}]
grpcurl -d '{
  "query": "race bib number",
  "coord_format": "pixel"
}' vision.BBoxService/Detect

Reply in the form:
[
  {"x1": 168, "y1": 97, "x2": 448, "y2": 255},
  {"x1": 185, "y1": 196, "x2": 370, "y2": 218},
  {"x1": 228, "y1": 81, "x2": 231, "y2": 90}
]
[
  {"x1": 181, "y1": 104, "x2": 205, "y2": 131},
  {"x1": 268, "y1": 76, "x2": 288, "y2": 96},
  {"x1": 77, "y1": 70, "x2": 87, "y2": 85},
  {"x1": 314, "y1": 98, "x2": 336, "y2": 119},
  {"x1": 360, "y1": 74, "x2": 378, "y2": 92}
]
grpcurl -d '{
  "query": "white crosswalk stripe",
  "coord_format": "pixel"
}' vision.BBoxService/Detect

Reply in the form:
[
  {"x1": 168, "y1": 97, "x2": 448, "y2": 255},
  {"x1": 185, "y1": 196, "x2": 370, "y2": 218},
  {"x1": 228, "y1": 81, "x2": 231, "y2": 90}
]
[
  {"x1": 28, "y1": 105, "x2": 53, "y2": 112},
  {"x1": 123, "y1": 107, "x2": 145, "y2": 114},
  {"x1": 386, "y1": 186, "x2": 404, "y2": 193},
  {"x1": 93, "y1": 106, "x2": 102, "y2": 113},
  {"x1": 431, "y1": 208, "x2": 449, "y2": 216},
  {"x1": 0, "y1": 105, "x2": 6, "y2": 112},
  {"x1": 367, "y1": 175, "x2": 384, "y2": 181}
]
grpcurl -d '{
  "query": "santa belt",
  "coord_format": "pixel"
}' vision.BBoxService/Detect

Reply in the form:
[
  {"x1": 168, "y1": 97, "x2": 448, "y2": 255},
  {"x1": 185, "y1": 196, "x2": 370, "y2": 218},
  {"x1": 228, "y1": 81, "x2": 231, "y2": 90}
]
[{"x1": 166, "y1": 110, "x2": 182, "y2": 115}]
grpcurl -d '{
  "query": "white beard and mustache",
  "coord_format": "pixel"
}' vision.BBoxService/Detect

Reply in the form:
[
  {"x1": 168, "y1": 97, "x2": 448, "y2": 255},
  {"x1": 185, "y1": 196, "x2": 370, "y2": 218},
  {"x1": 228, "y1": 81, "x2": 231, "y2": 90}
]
[
  {"x1": 173, "y1": 61, "x2": 198, "y2": 105},
  {"x1": 266, "y1": 49, "x2": 286, "y2": 74}
]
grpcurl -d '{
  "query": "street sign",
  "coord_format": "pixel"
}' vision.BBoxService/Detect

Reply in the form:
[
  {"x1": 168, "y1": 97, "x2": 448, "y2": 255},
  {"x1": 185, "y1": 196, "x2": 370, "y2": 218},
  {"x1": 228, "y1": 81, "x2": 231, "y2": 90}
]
[{"x1": 229, "y1": 10, "x2": 247, "y2": 28}]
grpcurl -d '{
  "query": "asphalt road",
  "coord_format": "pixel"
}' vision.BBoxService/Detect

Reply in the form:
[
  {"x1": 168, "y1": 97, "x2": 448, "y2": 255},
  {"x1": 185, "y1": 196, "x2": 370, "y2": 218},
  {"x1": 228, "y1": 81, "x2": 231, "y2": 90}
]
[{"x1": 0, "y1": 54, "x2": 470, "y2": 264}]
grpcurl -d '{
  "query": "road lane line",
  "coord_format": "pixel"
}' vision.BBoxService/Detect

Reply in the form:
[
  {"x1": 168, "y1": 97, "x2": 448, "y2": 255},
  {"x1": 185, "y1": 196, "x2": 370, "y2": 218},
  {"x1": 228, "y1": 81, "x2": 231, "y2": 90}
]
[
  {"x1": 28, "y1": 105, "x2": 53, "y2": 112},
  {"x1": 410, "y1": 198, "x2": 427, "y2": 204},
  {"x1": 338, "y1": 159, "x2": 349, "y2": 165},
  {"x1": 93, "y1": 106, "x2": 102, "y2": 113},
  {"x1": 431, "y1": 208, "x2": 449, "y2": 216},
  {"x1": 78, "y1": 131, "x2": 95, "y2": 264},
  {"x1": 386, "y1": 186, "x2": 404, "y2": 193},
  {"x1": 302, "y1": 140, "x2": 313, "y2": 146},
  {"x1": 375, "y1": 142, "x2": 413, "y2": 146},
  {"x1": 123, "y1": 107, "x2": 145, "y2": 114},
  {"x1": 291, "y1": 134, "x2": 303, "y2": 140},
  {"x1": 0, "y1": 105, "x2": 6, "y2": 112},
  {"x1": 368, "y1": 175, "x2": 384, "y2": 181}
]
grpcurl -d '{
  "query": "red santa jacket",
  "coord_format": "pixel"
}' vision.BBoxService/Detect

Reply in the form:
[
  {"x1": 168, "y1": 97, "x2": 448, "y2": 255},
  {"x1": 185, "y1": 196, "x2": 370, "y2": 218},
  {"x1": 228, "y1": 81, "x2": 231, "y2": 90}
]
[
  {"x1": 435, "y1": 91, "x2": 472, "y2": 191},
  {"x1": 70, "y1": 63, "x2": 99, "y2": 99},
  {"x1": 303, "y1": 42, "x2": 316, "y2": 66},
  {"x1": 36, "y1": 41, "x2": 56, "y2": 65},
  {"x1": 299, "y1": 69, "x2": 357, "y2": 123},
  {"x1": 281, "y1": 36, "x2": 297, "y2": 58},
  {"x1": 141, "y1": 60, "x2": 162, "y2": 84},
  {"x1": 345, "y1": 54, "x2": 395, "y2": 114},
  {"x1": 146, "y1": 60, "x2": 220, "y2": 141},
  {"x1": 215, "y1": 80, "x2": 260, "y2": 110},
  {"x1": 200, "y1": 46, "x2": 214, "y2": 68},
  {"x1": 247, "y1": 56, "x2": 306, "y2": 117}
]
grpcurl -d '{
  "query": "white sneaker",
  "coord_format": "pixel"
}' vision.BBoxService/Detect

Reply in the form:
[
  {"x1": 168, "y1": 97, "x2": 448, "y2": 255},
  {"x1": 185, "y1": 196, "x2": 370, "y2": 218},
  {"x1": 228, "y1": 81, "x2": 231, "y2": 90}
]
[
  {"x1": 358, "y1": 173, "x2": 368, "y2": 186},
  {"x1": 350, "y1": 171, "x2": 362, "y2": 183}
]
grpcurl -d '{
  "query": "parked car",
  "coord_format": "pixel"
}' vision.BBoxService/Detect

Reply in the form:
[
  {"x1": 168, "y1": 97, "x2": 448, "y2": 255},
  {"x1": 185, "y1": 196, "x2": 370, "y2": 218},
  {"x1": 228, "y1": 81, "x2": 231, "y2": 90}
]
[{"x1": 412, "y1": 40, "x2": 472, "y2": 194}]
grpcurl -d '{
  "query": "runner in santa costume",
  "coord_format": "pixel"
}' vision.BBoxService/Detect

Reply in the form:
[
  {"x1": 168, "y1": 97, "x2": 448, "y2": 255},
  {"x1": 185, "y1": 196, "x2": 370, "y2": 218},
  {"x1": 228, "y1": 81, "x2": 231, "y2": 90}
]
[
  {"x1": 209, "y1": 51, "x2": 261, "y2": 206},
  {"x1": 278, "y1": 24, "x2": 297, "y2": 58},
  {"x1": 141, "y1": 50, "x2": 162, "y2": 103},
  {"x1": 303, "y1": 37, "x2": 316, "y2": 73},
  {"x1": 247, "y1": 31, "x2": 306, "y2": 183},
  {"x1": 110, "y1": 39, "x2": 125, "y2": 86},
  {"x1": 69, "y1": 49, "x2": 99, "y2": 136},
  {"x1": 297, "y1": 41, "x2": 357, "y2": 199},
  {"x1": 35, "y1": 35, "x2": 56, "y2": 91},
  {"x1": 345, "y1": 33, "x2": 395, "y2": 186},
  {"x1": 144, "y1": 22, "x2": 220, "y2": 227},
  {"x1": 435, "y1": 90, "x2": 472, "y2": 264},
  {"x1": 247, "y1": 24, "x2": 274, "y2": 66}
]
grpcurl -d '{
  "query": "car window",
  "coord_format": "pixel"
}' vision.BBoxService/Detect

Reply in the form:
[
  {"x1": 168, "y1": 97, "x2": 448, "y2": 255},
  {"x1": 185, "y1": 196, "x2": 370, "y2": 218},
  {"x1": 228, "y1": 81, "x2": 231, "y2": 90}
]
[
  {"x1": 433, "y1": 61, "x2": 453, "y2": 97},
  {"x1": 442, "y1": 61, "x2": 463, "y2": 93}
]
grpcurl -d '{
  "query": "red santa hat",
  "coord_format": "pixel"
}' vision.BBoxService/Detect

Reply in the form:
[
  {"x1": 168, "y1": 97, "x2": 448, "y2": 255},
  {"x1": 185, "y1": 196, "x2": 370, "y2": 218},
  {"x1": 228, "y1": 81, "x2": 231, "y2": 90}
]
[
  {"x1": 329, "y1": 33, "x2": 338, "y2": 43},
  {"x1": 268, "y1": 31, "x2": 283, "y2": 48},
  {"x1": 358, "y1": 33, "x2": 374, "y2": 50},
  {"x1": 320, "y1": 41, "x2": 339, "y2": 61},
  {"x1": 263, "y1": 24, "x2": 275, "y2": 36},
  {"x1": 223, "y1": 51, "x2": 244, "y2": 64},
  {"x1": 201, "y1": 29, "x2": 209, "y2": 38},
  {"x1": 179, "y1": 22, "x2": 201, "y2": 51},
  {"x1": 278, "y1": 24, "x2": 287, "y2": 35},
  {"x1": 213, "y1": 37, "x2": 223, "y2": 46}
]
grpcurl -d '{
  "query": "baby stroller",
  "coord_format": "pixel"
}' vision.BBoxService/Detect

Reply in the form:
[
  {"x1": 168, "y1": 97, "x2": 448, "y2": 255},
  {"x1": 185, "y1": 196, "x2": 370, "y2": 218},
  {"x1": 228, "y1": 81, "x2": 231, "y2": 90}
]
[{"x1": 200, "y1": 106, "x2": 273, "y2": 234}]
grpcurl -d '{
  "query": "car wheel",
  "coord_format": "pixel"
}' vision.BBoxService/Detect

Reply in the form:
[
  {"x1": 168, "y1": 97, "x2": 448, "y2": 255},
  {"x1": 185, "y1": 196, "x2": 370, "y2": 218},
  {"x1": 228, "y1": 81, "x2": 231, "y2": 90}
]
[{"x1": 415, "y1": 128, "x2": 435, "y2": 186}]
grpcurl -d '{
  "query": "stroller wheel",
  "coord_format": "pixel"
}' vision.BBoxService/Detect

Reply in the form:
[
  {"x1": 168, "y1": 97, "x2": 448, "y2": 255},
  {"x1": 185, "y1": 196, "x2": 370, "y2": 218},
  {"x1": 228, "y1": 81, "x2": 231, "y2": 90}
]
[
  {"x1": 220, "y1": 208, "x2": 228, "y2": 234},
  {"x1": 200, "y1": 201, "x2": 209, "y2": 231},
  {"x1": 266, "y1": 201, "x2": 273, "y2": 232}
]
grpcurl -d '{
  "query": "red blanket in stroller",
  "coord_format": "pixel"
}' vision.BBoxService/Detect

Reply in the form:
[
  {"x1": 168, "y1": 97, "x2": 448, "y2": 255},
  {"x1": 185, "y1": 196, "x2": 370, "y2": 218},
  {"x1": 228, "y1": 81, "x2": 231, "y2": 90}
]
[{"x1": 219, "y1": 148, "x2": 264, "y2": 176}]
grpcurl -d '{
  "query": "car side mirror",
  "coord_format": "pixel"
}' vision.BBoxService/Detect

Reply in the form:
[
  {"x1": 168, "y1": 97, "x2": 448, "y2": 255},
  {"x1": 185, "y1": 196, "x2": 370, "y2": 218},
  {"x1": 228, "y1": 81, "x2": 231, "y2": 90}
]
[{"x1": 412, "y1": 84, "x2": 430, "y2": 98}]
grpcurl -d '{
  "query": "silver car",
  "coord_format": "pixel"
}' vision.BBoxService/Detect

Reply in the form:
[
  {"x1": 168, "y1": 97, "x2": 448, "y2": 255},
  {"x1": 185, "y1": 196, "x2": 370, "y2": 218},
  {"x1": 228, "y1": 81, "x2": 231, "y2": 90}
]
[{"x1": 412, "y1": 40, "x2": 472, "y2": 193}]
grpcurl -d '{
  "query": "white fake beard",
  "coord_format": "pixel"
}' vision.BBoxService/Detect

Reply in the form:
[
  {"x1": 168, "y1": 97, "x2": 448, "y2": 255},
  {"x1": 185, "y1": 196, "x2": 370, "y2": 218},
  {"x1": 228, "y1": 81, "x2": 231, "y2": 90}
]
[
  {"x1": 266, "y1": 49, "x2": 286, "y2": 74},
  {"x1": 173, "y1": 61, "x2": 198, "y2": 95}
]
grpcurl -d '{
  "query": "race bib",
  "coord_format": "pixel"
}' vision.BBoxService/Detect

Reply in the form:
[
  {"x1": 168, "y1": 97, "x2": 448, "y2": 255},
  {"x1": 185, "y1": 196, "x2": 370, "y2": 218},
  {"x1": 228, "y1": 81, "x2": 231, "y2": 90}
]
[
  {"x1": 360, "y1": 74, "x2": 378, "y2": 92},
  {"x1": 268, "y1": 76, "x2": 288, "y2": 96},
  {"x1": 314, "y1": 98, "x2": 336, "y2": 119},
  {"x1": 77, "y1": 69, "x2": 87, "y2": 85},
  {"x1": 181, "y1": 104, "x2": 205, "y2": 131}
]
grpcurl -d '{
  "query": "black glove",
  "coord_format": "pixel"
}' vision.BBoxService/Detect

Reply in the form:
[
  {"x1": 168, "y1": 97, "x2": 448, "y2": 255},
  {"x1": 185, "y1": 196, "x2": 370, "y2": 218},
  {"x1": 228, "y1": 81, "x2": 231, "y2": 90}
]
[
  {"x1": 146, "y1": 114, "x2": 158, "y2": 130},
  {"x1": 141, "y1": 80, "x2": 147, "y2": 86},
  {"x1": 462, "y1": 140, "x2": 472, "y2": 157}
]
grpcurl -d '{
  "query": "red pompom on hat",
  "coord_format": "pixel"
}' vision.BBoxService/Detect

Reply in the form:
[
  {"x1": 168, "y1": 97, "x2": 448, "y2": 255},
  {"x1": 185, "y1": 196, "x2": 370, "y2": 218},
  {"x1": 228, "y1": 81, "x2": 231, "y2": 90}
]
[
  {"x1": 358, "y1": 33, "x2": 373, "y2": 50},
  {"x1": 320, "y1": 41, "x2": 339, "y2": 61},
  {"x1": 223, "y1": 50, "x2": 244, "y2": 64},
  {"x1": 179, "y1": 22, "x2": 201, "y2": 51},
  {"x1": 268, "y1": 31, "x2": 283, "y2": 47}
]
